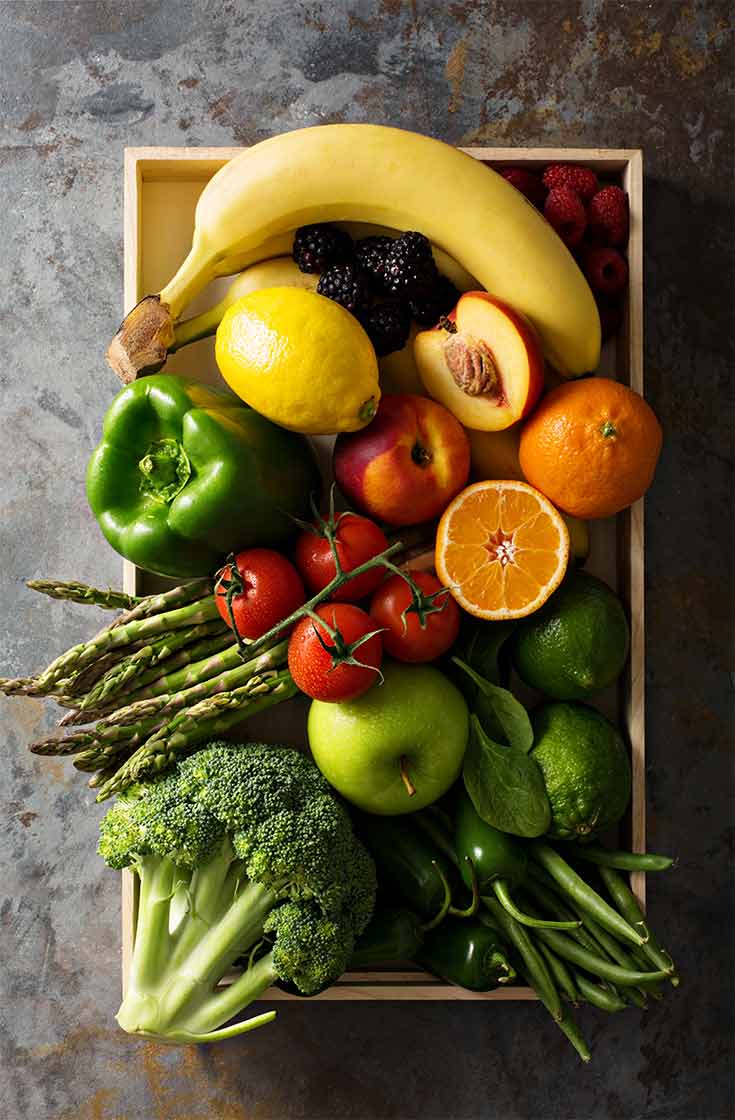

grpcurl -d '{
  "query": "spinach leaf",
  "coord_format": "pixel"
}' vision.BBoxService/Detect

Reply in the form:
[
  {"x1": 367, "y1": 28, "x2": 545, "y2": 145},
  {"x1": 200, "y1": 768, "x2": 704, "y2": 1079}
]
[
  {"x1": 463, "y1": 715, "x2": 551, "y2": 838},
  {"x1": 452, "y1": 619, "x2": 517, "y2": 687},
  {"x1": 452, "y1": 657, "x2": 533, "y2": 753}
]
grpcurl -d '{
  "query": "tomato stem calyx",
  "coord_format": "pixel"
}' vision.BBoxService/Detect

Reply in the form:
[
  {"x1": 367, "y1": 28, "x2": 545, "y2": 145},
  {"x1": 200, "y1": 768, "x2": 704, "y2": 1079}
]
[
  {"x1": 303, "y1": 606, "x2": 386, "y2": 683},
  {"x1": 381, "y1": 560, "x2": 454, "y2": 633},
  {"x1": 213, "y1": 555, "x2": 251, "y2": 657}
]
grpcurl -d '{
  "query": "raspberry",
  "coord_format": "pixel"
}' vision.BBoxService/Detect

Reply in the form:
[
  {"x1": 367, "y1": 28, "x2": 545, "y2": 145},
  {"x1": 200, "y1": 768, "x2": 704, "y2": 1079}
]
[
  {"x1": 583, "y1": 247, "x2": 628, "y2": 296},
  {"x1": 500, "y1": 167, "x2": 546, "y2": 207},
  {"x1": 543, "y1": 186, "x2": 587, "y2": 247},
  {"x1": 596, "y1": 297, "x2": 623, "y2": 343},
  {"x1": 542, "y1": 163, "x2": 599, "y2": 203},
  {"x1": 587, "y1": 186, "x2": 628, "y2": 247}
]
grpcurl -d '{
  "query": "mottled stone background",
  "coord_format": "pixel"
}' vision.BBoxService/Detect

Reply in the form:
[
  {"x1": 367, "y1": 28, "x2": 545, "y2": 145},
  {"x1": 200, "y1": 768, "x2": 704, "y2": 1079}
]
[{"x1": 0, "y1": 2, "x2": 732, "y2": 1118}]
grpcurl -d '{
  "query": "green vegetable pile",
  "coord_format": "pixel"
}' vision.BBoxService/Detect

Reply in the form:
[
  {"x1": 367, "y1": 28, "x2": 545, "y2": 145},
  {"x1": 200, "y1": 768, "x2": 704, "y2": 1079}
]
[
  {"x1": 99, "y1": 741, "x2": 376, "y2": 1043},
  {"x1": 355, "y1": 795, "x2": 678, "y2": 1063}
]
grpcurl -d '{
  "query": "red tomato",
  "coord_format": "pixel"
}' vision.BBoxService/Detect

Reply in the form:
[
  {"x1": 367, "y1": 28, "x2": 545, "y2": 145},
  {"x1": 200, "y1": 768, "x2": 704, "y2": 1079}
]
[
  {"x1": 288, "y1": 603, "x2": 383, "y2": 702},
  {"x1": 215, "y1": 548, "x2": 305, "y2": 640},
  {"x1": 369, "y1": 571, "x2": 460, "y2": 663},
  {"x1": 294, "y1": 513, "x2": 389, "y2": 603}
]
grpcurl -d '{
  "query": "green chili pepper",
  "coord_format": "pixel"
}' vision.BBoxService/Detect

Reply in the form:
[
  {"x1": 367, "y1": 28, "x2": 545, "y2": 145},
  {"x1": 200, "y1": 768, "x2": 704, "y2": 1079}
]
[
  {"x1": 416, "y1": 917, "x2": 516, "y2": 991},
  {"x1": 454, "y1": 789, "x2": 579, "y2": 930},
  {"x1": 350, "y1": 907, "x2": 425, "y2": 968},
  {"x1": 353, "y1": 813, "x2": 459, "y2": 923},
  {"x1": 86, "y1": 374, "x2": 320, "y2": 578}
]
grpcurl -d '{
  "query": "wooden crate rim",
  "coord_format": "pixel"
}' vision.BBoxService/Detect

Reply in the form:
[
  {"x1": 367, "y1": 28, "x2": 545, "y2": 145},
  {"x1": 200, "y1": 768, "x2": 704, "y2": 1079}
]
[{"x1": 120, "y1": 143, "x2": 645, "y2": 1002}]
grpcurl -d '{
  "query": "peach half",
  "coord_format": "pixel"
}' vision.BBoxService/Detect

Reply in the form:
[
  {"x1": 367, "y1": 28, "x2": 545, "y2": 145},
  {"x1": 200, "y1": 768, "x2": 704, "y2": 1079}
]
[{"x1": 414, "y1": 291, "x2": 545, "y2": 431}]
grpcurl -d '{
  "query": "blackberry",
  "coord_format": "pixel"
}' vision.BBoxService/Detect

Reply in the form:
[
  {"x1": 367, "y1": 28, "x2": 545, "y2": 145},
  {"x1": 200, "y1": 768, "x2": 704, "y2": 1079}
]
[
  {"x1": 409, "y1": 274, "x2": 460, "y2": 327},
  {"x1": 362, "y1": 302, "x2": 412, "y2": 357},
  {"x1": 354, "y1": 236, "x2": 393, "y2": 293},
  {"x1": 292, "y1": 223, "x2": 353, "y2": 273},
  {"x1": 317, "y1": 263, "x2": 370, "y2": 317},
  {"x1": 383, "y1": 231, "x2": 439, "y2": 299}
]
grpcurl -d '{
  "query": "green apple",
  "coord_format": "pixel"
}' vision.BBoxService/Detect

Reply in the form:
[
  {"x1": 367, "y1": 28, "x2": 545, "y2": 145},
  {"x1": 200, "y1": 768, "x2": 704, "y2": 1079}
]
[{"x1": 307, "y1": 661, "x2": 469, "y2": 815}]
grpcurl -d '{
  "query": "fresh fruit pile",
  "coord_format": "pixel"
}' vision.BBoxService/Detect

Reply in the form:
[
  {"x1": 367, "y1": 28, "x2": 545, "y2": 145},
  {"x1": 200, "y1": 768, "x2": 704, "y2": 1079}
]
[
  {"x1": 5, "y1": 125, "x2": 672, "y2": 1063},
  {"x1": 499, "y1": 161, "x2": 630, "y2": 342}
]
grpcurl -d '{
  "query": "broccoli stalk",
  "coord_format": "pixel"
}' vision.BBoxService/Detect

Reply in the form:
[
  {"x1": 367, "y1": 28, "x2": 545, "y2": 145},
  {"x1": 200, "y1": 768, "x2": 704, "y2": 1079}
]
[{"x1": 100, "y1": 743, "x2": 376, "y2": 1044}]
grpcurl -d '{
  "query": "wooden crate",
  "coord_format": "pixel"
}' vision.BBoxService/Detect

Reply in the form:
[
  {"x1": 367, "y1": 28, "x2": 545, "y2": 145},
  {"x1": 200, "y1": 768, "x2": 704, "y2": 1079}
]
[{"x1": 120, "y1": 145, "x2": 644, "y2": 1001}]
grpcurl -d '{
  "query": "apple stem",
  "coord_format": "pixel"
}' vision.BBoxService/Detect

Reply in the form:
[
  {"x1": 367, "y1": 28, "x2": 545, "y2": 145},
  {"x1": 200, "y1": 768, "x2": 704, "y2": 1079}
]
[{"x1": 399, "y1": 755, "x2": 416, "y2": 798}]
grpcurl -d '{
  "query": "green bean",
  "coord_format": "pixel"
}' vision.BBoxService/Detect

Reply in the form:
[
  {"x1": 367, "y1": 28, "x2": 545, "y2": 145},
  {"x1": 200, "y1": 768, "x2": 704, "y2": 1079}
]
[
  {"x1": 481, "y1": 899, "x2": 562, "y2": 1021},
  {"x1": 555, "y1": 1010, "x2": 591, "y2": 1063},
  {"x1": 524, "y1": 872, "x2": 620, "y2": 960},
  {"x1": 538, "y1": 942, "x2": 578, "y2": 1003},
  {"x1": 546, "y1": 892, "x2": 654, "y2": 1012},
  {"x1": 531, "y1": 927, "x2": 670, "y2": 987},
  {"x1": 597, "y1": 866, "x2": 679, "y2": 985},
  {"x1": 569, "y1": 908, "x2": 662, "y2": 1004},
  {"x1": 517, "y1": 886, "x2": 650, "y2": 1011},
  {"x1": 529, "y1": 842, "x2": 645, "y2": 948},
  {"x1": 572, "y1": 971, "x2": 626, "y2": 1012},
  {"x1": 567, "y1": 845, "x2": 676, "y2": 872}
]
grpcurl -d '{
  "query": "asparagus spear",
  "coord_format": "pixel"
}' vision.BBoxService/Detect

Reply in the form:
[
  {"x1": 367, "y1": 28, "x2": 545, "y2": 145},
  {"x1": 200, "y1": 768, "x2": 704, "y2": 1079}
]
[
  {"x1": 0, "y1": 639, "x2": 155, "y2": 699},
  {"x1": 120, "y1": 640, "x2": 249, "y2": 702},
  {"x1": 30, "y1": 708, "x2": 165, "y2": 756},
  {"x1": 31, "y1": 639, "x2": 290, "y2": 760},
  {"x1": 26, "y1": 580, "x2": 138, "y2": 610},
  {"x1": 96, "y1": 671, "x2": 298, "y2": 799},
  {"x1": 58, "y1": 629, "x2": 236, "y2": 725},
  {"x1": 88, "y1": 761, "x2": 126, "y2": 789},
  {"x1": 93, "y1": 638, "x2": 289, "y2": 732},
  {"x1": 79, "y1": 620, "x2": 229, "y2": 710},
  {"x1": 110, "y1": 578, "x2": 213, "y2": 626},
  {"x1": 36, "y1": 597, "x2": 221, "y2": 688}
]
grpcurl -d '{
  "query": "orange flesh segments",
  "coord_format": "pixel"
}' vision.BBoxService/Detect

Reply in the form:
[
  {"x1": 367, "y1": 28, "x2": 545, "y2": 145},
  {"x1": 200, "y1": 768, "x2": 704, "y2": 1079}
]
[{"x1": 435, "y1": 480, "x2": 570, "y2": 620}]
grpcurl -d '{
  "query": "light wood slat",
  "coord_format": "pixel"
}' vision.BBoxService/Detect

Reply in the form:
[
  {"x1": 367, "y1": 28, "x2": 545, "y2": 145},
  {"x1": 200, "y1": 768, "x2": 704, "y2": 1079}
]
[{"x1": 119, "y1": 143, "x2": 646, "y2": 1001}]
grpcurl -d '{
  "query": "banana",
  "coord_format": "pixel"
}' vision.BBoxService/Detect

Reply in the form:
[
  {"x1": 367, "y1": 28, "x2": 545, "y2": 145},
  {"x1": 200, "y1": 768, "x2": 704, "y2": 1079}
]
[{"x1": 107, "y1": 125, "x2": 599, "y2": 382}]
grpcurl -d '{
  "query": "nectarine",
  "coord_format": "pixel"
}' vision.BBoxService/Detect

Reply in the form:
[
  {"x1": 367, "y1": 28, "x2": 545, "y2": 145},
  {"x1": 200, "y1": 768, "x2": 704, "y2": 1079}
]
[{"x1": 333, "y1": 394, "x2": 470, "y2": 526}]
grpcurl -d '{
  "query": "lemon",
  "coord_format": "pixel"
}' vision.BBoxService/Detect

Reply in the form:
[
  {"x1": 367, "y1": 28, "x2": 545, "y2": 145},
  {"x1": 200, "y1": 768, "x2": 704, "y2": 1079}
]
[{"x1": 215, "y1": 287, "x2": 380, "y2": 435}]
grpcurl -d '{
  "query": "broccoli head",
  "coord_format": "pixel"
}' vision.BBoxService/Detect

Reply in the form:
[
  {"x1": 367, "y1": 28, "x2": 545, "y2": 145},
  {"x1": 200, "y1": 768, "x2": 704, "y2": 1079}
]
[{"x1": 100, "y1": 741, "x2": 376, "y2": 1044}]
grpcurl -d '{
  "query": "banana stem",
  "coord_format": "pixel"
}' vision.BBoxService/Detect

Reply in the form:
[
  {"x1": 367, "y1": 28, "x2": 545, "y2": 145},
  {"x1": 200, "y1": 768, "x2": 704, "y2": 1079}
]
[{"x1": 170, "y1": 302, "x2": 225, "y2": 352}]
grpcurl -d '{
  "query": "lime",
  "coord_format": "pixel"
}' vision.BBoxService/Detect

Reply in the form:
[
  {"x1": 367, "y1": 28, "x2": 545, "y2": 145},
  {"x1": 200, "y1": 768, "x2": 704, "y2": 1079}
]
[
  {"x1": 511, "y1": 570, "x2": 629, "y2": 700},
  {"x1": 530, "y1": 701, "x2": 631, "y2": 839}
]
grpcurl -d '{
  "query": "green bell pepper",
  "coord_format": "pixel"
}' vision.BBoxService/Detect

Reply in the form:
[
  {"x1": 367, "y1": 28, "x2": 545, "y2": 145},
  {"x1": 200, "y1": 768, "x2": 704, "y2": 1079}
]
[{"x1": 87, "y1": 375, "x2": 320, "y2": 579}]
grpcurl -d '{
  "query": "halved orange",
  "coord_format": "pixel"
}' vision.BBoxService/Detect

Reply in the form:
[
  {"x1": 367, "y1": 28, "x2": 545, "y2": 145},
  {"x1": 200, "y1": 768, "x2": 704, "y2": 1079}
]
[{"x1": 435, "y1": 480, "x2": 570, "y2": 620}]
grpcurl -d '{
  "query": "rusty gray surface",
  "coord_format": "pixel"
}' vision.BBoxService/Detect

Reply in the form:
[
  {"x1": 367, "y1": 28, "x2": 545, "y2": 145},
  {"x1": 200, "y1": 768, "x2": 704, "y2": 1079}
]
[{"x1": 0, "y1": 2, "x2": 732, "y2": 1118}]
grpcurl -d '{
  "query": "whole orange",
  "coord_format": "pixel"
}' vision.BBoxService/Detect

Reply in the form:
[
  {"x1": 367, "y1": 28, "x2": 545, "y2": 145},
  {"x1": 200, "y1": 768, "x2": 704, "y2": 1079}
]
[{"x1": 519, "y1": 378, "x2": 662, "y2": 518}]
